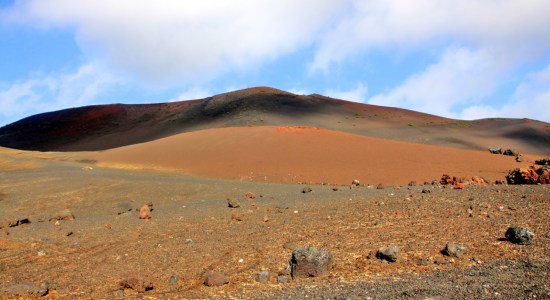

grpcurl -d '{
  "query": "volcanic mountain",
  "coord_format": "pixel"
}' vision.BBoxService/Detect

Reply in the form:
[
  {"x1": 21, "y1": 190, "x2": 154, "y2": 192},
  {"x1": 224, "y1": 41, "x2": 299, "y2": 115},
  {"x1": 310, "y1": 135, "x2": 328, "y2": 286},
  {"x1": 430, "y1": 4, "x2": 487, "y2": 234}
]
[{"x1": 0, "y1": 86, "x2": 548, "y2": 155}]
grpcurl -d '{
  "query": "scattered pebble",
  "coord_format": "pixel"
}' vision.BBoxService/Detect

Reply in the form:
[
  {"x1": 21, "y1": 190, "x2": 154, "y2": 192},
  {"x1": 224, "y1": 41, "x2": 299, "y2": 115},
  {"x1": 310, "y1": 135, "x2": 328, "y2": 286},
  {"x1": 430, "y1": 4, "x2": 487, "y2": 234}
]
[
  {"x1": 168, "y1": 276, "x2": 179, "y2": 285},
  {"x1": 302, "y1": 187, "x2": 313, "y2": 193},
  {"x1": 277, "y1": 275, "x2": 288, "y2": 284},
  {"x1": 1, "y1": 281, "x2": 49, "y2": 297}
]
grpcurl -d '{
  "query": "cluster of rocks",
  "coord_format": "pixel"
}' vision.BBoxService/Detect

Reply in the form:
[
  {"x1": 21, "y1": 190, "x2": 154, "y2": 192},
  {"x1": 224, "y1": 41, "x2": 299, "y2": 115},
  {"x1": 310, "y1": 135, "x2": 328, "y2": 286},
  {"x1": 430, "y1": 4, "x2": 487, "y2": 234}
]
[
  {"x1": 535, "y1": 158, "x2": 550, "y2": 165},
  {"x1": 439, "y1": 174, "x2": 490, "y2": 188},
  {"x1": 489, "y1": 147, "x2": 523, "y2": 161},
  {"x1": 506, "y1": 165, "x2": 550, "y2": 184}
]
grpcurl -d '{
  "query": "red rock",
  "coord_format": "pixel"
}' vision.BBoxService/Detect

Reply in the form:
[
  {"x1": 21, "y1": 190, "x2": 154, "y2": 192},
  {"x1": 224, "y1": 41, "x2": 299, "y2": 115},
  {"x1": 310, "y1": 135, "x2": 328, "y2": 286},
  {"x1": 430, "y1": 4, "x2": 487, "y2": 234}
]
[
  {"x1": 139, "y1": 204, "x2": 151, "y2": 219},
  {"x1": 440, "y1": 174, "x2": 457, "y2": 185},
  {"x1": 506, "y1": 166, "x2": 550, "y2": 184},
  {"x1": 453, "y1": 183, "x2": 465, "y2": 189},
  {"x1": 245, "y1": 192, "x2": 256, "y2": 200}
]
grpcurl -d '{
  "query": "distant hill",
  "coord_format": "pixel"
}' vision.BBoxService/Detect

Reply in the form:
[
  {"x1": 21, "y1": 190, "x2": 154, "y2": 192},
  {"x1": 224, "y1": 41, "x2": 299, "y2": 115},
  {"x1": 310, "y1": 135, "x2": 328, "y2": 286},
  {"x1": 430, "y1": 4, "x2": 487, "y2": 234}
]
[{"x1": 0, "y1": 86, "x2": 548, "y2": 155}]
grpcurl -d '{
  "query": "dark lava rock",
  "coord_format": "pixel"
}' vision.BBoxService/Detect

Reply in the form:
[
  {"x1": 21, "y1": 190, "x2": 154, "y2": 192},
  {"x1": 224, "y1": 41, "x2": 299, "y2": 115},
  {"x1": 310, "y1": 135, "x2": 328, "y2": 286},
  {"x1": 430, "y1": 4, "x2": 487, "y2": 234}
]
[
  {"x1": 119, "y1": 275, "x2": 153, "y2": 293},
  {"x1": 290, "y1": 246, "x2": 333, "y2": 278},
  {"x1": 1, "y1": 281, "x2": 49, "y2": 297},
  {"x1": 488, "y1": 147, "x2": 502, "y2": 154},
  {"x1": 204, "y1": 272, "x2": 229, "y2": 287},
  {"x1": 503, "y1": 149, "x2": 520, "y2": 156},
  {"x1": 535, "y1": 158, "x2": 550, "y2": 165},
  {"x1": 376, "y1": 184, "x2": 384, "y2": 190},
  {"x1": 505, "y1": 227, "x2": 534, "y2": 245},
  {"x1": 227, "y1": 198, "x2": 241, "y2": 208},
  {"x1": 376, "y1": 245, "x2": 400, "y2": 262},
  {"x1": 443, "y1": 243, "x2": 466, "y2": 258},
  {"x1": 302, "y1": 187, "x2": 313, "y2": 193},
  {"x1": 50, "y1": 209, "x2": 75, "y2": 221}
]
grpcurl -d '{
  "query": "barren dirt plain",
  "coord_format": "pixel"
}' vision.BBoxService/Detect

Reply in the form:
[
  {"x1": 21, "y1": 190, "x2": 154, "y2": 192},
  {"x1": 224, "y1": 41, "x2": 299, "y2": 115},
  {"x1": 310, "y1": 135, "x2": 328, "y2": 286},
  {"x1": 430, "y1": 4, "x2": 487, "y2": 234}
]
[{"x1": 0, "y1": 144, "x2": 549, "y2": 299}]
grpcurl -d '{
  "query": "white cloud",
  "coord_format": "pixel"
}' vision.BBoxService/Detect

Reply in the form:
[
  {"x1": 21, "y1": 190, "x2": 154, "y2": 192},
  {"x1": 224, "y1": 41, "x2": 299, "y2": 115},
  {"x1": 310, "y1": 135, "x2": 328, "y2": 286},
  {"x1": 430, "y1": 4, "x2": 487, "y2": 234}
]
[
  {"x1": 6, "y1": 0, "x2": 342, "y2": 83},
  {"x1": 368, "y1": 47, "x2": 500, "y2": 117},
  {"x1": 0, "y1": 63, "x2": 119, "y2": 124},
  {"x1": 168, "y1": 86, "x2": 212, "y2": 102},
  {"x1": 311, "y1": 0, "x2": 550, "y2": 72},
  {"x1": 324, "y1": 83, "x2": 368, "y2": 102},
  {"x1": 460, "y1": 62, "x2": 550, "y2": 122}
]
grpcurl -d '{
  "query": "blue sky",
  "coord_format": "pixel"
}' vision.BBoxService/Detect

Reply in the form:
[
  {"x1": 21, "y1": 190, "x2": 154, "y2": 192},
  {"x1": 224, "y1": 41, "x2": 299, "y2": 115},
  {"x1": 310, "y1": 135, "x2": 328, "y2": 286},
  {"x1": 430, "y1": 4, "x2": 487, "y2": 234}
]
[{"x1": 1, "y1": 0, "x2": 549, "y2": 126}]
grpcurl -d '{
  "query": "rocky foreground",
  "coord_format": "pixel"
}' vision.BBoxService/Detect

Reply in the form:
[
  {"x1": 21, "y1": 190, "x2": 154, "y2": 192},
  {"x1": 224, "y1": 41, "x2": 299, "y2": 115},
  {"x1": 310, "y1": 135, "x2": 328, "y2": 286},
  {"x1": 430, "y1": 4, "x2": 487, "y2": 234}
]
[{"x1": 0, "y1": 159, "x2": 549, "y2": 299}]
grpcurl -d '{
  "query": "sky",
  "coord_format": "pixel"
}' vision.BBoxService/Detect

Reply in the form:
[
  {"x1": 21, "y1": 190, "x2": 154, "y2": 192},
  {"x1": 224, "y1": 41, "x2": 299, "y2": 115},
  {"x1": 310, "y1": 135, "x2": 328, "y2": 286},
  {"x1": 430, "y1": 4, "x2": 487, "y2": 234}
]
[{"x1": 1, "y1": 0, "x2": 549, "y2": 126}]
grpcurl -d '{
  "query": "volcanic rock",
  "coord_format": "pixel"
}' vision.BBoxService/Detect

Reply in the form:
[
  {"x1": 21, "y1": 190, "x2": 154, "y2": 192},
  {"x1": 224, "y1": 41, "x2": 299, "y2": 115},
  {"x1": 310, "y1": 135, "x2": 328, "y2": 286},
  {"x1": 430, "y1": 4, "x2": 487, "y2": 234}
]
[
  {"x1": 535, "y1": 158, "x2": 550, "y2": 165},
  {"x1": 376, "y1": 245, "x2": 400, "y2": 262},
  {"x1": 255, "y1": 270, "x2": 270, "y2": 284},
  {"x1": 488, "y1": 147, "x2": 502, "y2": 154},
  {"x1": 204, "y1": 272, "x2": 229, "y2": 287},
  {"x1": 227, "y1": 198, "x2": 241, "y2": 208},
  {"x1": 443, "y1": 243, "x2": 466, "y2": 258},
  {"x1": 505, "y1": 227, "x2": 534, "y2": 245},
  {"x1": 506, "y1": 166, "x2": 550, "y2": 184},
  {"x1": 0, "y1": 281, "x2": 49, "y2": 297},
  {"x1": 503, "y1": 149, "x2": 520, "y2": 156},
  {"x1": 119, "y1": 275, "x2": 153, "y2": 293},
  {"x1": 290, "y1": 247, "x2": 333, "y2": 278}
]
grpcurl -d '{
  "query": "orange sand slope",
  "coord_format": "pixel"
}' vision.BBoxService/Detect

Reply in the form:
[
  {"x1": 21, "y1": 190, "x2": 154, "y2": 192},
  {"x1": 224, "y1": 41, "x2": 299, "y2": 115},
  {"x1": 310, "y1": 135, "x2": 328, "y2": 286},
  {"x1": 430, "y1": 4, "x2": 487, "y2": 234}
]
[{"x1": 89, "y1": 126, "x2": 536, "y2": 185}]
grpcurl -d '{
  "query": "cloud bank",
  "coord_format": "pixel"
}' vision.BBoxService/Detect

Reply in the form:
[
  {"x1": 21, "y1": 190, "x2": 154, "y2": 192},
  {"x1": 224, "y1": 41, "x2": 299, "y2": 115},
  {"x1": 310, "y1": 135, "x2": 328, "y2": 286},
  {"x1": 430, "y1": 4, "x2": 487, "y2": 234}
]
[{"x1": 1, "y1": 0, "x2": 549, "y2": 122}]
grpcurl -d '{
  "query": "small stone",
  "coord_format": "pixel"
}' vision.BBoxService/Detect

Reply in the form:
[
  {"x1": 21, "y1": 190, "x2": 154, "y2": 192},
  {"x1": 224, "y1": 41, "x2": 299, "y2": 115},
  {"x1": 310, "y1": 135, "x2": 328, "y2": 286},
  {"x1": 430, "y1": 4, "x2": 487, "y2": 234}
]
[
  {"x1": 408, "y1": 181, "x2": 417, "y2": 186},
  {"x1": 255, "y1": 270, "x2": 269, "y2": 284},
  {"x1": 116, "y1": 290, "x2": 124, "y2": 297},
  {"x1": 185, "y1": 238, "x2": 193, "y2": 244},
  {"x1": 443, "y1": 243, "x2": 466, "y2": 258},
  {"x1": 104, "y1": 223, "x2": 112, "y2": 230},
  {"x1": 434, "y1": 258, "x2": 450, "y2": 265},
  {"x1": 37, "y1": 250, "x2": 47, "y2": 256},
  {"x1": 290, "y1": 246, "x2": 333, "y2": 278},
  {"x1": 204, "y1": 272, "x2": 229, "y2": 287},
  {"x1": 417, "y1": 258, "x2": 428, "y2": 266},
  {"x1": 277, "y1": 276, "x2": 288, "y2": 284},
  {"x1": 505, "y1": 227, "x2": 534, "y2": 245},
  {"x1": 453, "y1": 183, "x2": 465, "y2": 189},
  {"x1": 302, "y1": 187, "x2": 312, "y2": 193},
  {"x1": 421, "y1": 188, "x2": 431, "y2": 193},
  {"x1": 376, "y1": 184, "x2": 384, "y2": 189},
  {"x1": 168, "y1": 276, "x2": 179, "y2": 285},
  {"x1": 227, "y1": 198, "x2": 241, "y2": 208},
  {"x1": 332, "y1": 187, "x2": 339, "y2": 191},
  {"x1": 352, "y1": 179, "x2": 361, "y2": 186},
  {"x1": 119, "y1": 275, "x2": 153, "y2": 293},
  {"x1": 245, "y1": 192, "x2": 256, "y2": 200},
  {"x1": 139, "y1": 204, "x2": 151, "y2": 219},
  {"x1": 376, "y1": 245, "x2": 400, "y2": 262},
  {"x1": 263, "y1": 215, "x2": 269, "y2": 222}
]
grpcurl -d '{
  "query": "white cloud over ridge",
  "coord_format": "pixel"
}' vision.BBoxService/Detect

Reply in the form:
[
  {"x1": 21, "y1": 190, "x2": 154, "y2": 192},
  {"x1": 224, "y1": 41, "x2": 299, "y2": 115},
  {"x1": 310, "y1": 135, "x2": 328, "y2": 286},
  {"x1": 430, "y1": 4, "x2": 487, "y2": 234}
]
[
  {"x1": 2, "y1": 0, "x2": 550, "y2": 121},
  {"x1": 0, "y1": 63, "x2": 119, "y2": 124}
]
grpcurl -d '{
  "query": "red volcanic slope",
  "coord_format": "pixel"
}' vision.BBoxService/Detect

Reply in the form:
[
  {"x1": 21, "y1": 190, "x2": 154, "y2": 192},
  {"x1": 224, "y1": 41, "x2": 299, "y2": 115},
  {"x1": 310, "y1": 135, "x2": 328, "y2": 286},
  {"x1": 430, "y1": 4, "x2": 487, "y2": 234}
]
[{"x1": 89, "y1": 126, "x2": 533, "y2": 185}]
